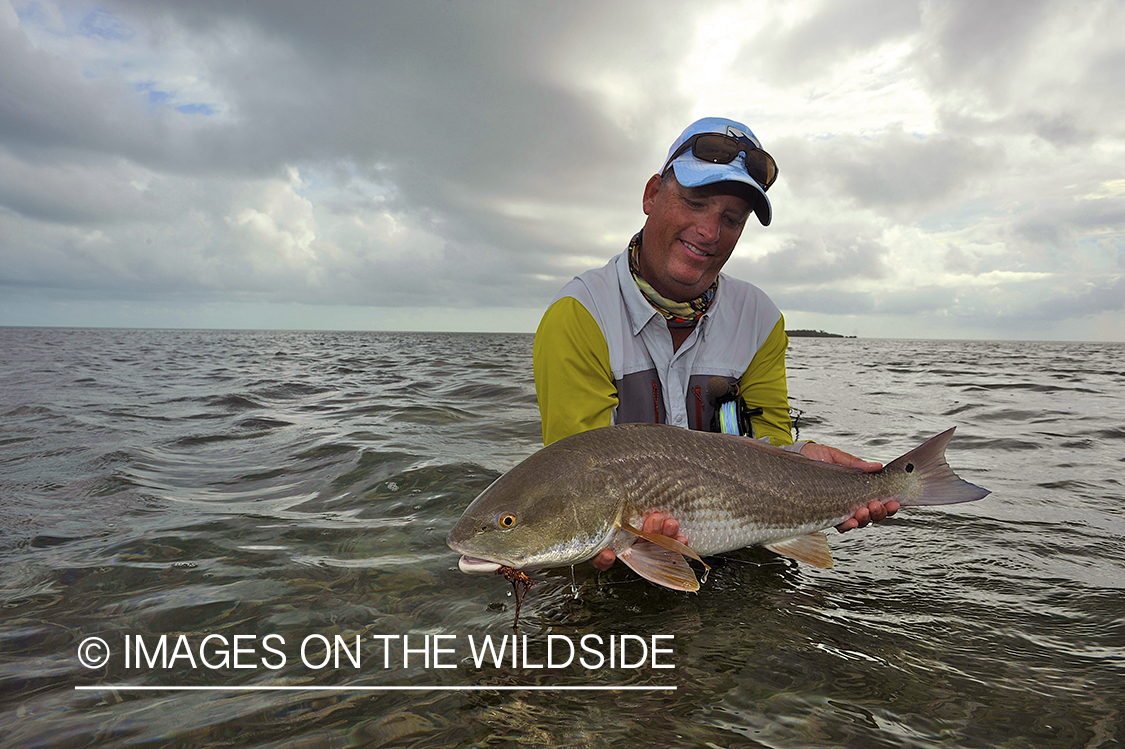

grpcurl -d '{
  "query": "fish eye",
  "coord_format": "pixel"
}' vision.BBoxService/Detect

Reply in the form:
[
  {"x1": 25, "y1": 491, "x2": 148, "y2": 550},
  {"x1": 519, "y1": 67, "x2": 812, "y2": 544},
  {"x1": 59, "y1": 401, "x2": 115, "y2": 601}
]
[{"x1": 497, "y1": 513, "x2": 518, "y2": 529}]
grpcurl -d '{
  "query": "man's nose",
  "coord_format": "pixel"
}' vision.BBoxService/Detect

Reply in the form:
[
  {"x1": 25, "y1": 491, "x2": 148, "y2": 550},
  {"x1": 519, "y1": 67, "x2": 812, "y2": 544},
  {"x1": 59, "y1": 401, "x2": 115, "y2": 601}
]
[{"x1": 694, "y1": 210, "x2": 722, "y2": 245}]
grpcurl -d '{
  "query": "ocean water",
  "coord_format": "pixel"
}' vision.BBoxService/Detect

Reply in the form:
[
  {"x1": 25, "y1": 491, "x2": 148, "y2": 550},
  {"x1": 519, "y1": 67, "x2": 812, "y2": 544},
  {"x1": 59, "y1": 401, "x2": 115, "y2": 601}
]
[{"x1": 1, "y1": 327, "x2": 1122, "y2": 748}]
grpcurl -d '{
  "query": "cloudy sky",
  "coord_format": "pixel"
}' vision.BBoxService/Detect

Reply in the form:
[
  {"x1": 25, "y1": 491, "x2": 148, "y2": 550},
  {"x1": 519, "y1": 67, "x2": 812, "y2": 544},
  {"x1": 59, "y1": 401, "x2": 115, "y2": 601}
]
[{"x1": 2, "y1": 0, "x2": 1122, "y2": 340}]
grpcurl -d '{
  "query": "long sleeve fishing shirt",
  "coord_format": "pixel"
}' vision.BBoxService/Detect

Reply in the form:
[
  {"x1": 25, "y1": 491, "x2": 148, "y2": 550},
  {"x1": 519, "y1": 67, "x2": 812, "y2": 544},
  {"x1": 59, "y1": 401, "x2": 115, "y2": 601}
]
[{"x1": 533, "y1": 249, "x2": 795, "y2": 447}]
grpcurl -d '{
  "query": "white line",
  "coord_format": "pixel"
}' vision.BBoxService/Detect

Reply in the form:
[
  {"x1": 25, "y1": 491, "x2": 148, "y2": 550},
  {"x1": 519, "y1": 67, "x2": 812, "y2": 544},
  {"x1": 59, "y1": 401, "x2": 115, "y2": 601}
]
[{"x1": 75, "y1": 685, "x2": 676, "y2": 692}]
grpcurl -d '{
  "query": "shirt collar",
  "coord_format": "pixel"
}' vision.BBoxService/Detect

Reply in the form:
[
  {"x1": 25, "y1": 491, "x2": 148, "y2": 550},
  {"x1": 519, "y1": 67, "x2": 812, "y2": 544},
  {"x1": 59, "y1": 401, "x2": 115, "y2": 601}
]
[{"x1": 615, "y1": 247, "x2": 723, "y2": 338}]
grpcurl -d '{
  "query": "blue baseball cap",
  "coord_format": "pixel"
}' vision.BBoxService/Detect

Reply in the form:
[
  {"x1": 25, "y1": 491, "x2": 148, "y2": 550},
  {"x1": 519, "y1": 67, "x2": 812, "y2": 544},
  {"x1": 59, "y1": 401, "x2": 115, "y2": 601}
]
[{"x1": 661, "y1": 117, "x2": 776, "y2": 226}]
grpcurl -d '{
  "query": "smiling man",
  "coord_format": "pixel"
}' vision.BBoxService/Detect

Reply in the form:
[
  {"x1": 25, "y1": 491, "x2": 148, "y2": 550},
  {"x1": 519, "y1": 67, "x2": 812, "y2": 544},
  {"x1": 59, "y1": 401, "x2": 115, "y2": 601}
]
[{"x1": 533, "y1": 117, "x2": 895, "y2": 569}]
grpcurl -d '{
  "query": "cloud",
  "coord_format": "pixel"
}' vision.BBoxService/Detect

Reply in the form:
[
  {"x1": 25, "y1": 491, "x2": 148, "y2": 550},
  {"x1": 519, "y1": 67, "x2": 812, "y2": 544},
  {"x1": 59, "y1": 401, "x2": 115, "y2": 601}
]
[
  {"x1": 777, "y1": 127, "x2": 1003, "y2": 218},
  {"x1": 1022, "y1": 274, "x2": 1125, "y2": 321},
  {"x1": 746, "y1": 0, "x2": 923, "y2": 86},
  {"x1": 0, "y1": 0, "x2": 1122, "y2": 340},
  {"x1": 920, "y1": 1, "x2": 1125, "y2": 145},
  {"x1": 731, "y1": 227, "x2": 890, "y2": 286}
]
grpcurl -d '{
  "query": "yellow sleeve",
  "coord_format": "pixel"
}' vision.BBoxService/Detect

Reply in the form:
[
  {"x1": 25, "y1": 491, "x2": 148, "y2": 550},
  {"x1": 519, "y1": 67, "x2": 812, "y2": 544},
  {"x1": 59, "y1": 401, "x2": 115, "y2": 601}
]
[
  {"x1": 533, "y1": 296, "x2": 617, "y2": 445},
  {"x1": 739, "y1": 315, "x2": 795, "y2": 447}
]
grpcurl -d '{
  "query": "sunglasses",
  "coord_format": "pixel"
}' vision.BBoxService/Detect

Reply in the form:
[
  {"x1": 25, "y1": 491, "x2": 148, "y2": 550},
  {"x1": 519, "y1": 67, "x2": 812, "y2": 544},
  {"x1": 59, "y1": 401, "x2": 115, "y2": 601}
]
[{"x1": 662, "y1": 133, "x2": 779, "y2": 191}]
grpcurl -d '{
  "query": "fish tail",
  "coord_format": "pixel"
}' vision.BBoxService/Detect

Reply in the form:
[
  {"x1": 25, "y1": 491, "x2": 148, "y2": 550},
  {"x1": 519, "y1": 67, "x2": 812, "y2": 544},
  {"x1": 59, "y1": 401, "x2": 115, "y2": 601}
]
[{"x1": 886, "y1": 428, "x2": 990, "y2": 506}]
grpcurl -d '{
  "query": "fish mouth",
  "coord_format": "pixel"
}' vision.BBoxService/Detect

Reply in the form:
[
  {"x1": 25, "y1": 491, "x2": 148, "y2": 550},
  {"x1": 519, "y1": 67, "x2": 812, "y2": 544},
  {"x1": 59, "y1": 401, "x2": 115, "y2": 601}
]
[{"x1": 457, "y1": 555, "x2": 503, "y2": 574}]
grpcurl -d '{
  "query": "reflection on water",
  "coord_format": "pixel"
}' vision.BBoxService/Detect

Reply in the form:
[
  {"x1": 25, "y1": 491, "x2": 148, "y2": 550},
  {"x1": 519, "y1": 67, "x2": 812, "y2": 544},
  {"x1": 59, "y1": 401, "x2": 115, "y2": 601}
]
[{"x1": 1, "y1": 329, "x2": 1123, "y2": 748}]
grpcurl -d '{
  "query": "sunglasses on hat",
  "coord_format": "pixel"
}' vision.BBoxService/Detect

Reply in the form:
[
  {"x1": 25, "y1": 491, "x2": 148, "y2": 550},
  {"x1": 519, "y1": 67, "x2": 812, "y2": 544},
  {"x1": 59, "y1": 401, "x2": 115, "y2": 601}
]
[{"x1": 662, "y1": 132, "x2": 779, "y2": 191}]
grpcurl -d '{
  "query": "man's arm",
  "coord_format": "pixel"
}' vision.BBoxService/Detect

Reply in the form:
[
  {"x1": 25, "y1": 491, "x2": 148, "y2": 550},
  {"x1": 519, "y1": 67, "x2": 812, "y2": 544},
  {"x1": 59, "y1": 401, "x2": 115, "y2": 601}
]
[
  {"x1": 535, "y1": 296, "x2": 630, "y2": 572},
  {"x1": 533, "y1": 296, "x2": 618, "y2": 446},
  {"x1": 738, "y1": 315, "x2": 796, "y2": 446}
]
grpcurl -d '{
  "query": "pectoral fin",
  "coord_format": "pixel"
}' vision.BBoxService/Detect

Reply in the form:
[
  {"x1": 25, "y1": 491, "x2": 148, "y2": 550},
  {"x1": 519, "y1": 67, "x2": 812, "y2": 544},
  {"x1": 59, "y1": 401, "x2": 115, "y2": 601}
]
[
  {"x1": 618, "y1": 520, "x2": 710, "y2": 572},
  {"x1": 765, "y1": 533, "x2": 835, "y2": 568},
  {"x1": 617, "y1": 540, "x2": 700, "y2": 592}
]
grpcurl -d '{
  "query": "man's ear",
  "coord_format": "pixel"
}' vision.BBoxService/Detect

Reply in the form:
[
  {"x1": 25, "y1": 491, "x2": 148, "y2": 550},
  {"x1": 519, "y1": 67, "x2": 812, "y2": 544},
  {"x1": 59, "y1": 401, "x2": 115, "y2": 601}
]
[{"x1": 641, "y1": 173, "x2": 663, "y2": 216}]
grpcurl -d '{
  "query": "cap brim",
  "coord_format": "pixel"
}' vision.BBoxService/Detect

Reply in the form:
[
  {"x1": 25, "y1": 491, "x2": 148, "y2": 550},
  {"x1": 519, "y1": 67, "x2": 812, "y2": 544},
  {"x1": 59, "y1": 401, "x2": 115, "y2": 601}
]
[{"x1": 671, "y1": 158, "x2": 772, "y2": 226}]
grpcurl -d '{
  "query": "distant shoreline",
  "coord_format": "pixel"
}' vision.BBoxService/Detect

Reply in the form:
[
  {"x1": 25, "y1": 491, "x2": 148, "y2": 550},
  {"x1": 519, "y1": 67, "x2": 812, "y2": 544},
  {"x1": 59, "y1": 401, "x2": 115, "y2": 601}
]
[{"x1": 787, "y1": 329, "x2": 856, "y2": 338}]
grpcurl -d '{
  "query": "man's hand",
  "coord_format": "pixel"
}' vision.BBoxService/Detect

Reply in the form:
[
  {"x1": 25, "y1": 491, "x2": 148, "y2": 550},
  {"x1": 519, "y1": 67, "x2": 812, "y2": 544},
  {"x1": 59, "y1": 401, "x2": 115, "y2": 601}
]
[
  {"x1": 836, "y1": 499, "x2": 900, "y2": 531},
  {"x1": 799, "y1": 442, "x2": 882, "y2": 471},
  {"x1": 799, "y1": 442, "x2": 899, "y2": 532},
  {"x1": 590, "y1": 512, "x2": 687, "y2": 571}
]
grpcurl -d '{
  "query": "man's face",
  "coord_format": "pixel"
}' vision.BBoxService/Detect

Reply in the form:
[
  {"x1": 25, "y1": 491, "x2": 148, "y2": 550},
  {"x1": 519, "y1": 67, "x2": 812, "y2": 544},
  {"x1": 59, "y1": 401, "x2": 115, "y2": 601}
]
[{"x1": 638, "y1": 174, "x2": 753, "y2": 302}]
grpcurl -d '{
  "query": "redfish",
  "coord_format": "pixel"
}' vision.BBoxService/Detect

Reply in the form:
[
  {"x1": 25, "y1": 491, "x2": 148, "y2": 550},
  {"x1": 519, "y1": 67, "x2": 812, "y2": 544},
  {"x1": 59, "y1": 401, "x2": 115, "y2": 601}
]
[{"x1": 447, "y1": 424, "x2": 988, "y2": 591}]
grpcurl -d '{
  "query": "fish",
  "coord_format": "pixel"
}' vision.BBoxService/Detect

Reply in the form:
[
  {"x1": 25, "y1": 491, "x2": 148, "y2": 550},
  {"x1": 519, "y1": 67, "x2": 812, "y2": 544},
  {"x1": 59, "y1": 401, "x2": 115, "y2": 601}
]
[{"x1": 447, "y1": 424, "x2": 989, "y2": 591}]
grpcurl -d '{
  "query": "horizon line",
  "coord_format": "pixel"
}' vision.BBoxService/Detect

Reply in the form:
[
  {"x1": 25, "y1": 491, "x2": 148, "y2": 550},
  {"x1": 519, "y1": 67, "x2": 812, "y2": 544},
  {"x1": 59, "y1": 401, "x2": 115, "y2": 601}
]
[
  {"x1": 75, "y1": 684, "x2": 677, "y2": 692},
  {"x1": 2, "y1": 324, "x2": 1121, "y2": 344}
]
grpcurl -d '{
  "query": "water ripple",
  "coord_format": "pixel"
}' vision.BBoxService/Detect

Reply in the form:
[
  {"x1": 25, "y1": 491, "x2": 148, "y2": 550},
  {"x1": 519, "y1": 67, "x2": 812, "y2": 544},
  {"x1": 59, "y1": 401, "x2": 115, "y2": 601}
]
[{"x1": 0, "y1": 329, "x2": 1122, "y2": 748}]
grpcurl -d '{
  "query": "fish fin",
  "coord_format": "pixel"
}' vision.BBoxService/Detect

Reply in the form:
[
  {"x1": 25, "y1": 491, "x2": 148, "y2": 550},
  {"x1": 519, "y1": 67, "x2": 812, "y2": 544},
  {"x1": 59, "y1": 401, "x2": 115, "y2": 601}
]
[
  {"x1": 618, "y1": 540, "x2": 700, "y2": 592},
  {"x1": 765, "y1": 533, "x2": 835, "y2": 569},
  {"x1": 887, "y1": 428, "x2": 990, "y2": 506},
  {"x1": 619, "y1": 520, "x2": 710, "y2": 571}
]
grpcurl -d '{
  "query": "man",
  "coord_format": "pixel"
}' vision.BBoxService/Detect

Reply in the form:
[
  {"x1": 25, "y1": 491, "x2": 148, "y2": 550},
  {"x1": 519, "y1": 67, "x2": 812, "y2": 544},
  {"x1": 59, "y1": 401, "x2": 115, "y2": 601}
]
[{"x1": 533, "y1": 117, "x2": 896, "y2": 570}]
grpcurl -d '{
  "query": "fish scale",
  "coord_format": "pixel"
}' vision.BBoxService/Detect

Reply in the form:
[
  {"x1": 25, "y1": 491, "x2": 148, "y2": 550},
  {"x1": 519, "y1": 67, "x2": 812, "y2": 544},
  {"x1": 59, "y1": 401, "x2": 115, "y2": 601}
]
[
  {"x1": 448, "y1": 423, "x2": 989, "y2": 590},
  {"x1": 611, "y1": 435, "x2": 878, "y2": 551}
]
